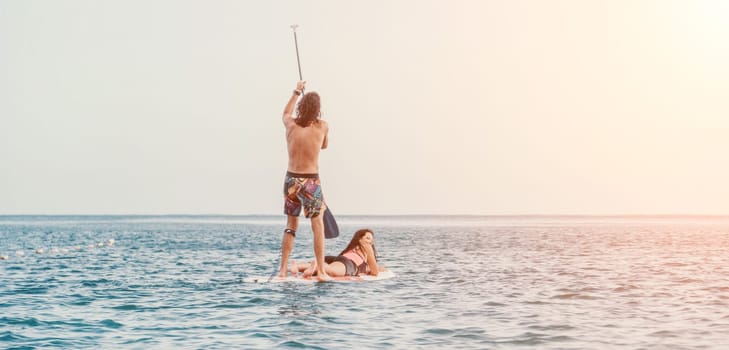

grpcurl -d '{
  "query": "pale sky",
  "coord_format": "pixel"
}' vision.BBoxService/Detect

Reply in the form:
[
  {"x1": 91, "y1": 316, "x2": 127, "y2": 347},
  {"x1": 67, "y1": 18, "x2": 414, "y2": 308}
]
[{"x1": 2, "y1": 1, "x2": 728, "y2": 215}]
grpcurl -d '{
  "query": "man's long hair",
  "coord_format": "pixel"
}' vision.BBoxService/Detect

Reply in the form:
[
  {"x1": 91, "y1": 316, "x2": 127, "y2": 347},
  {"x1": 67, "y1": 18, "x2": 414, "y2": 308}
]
[{"x1": 295, "y1": 92, "x2": 320, "y2": 127}]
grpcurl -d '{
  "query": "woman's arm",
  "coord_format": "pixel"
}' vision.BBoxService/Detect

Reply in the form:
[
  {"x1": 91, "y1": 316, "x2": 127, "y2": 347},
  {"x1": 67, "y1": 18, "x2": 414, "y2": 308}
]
[{"x1": 361, "y1": 244, "x2": 379, "y2": 276}]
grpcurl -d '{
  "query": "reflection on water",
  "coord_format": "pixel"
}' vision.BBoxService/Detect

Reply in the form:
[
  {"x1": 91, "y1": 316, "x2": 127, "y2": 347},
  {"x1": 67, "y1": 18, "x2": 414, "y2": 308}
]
[{"x1": 277, "y1": 284, "x2": 324, "y2": 317}]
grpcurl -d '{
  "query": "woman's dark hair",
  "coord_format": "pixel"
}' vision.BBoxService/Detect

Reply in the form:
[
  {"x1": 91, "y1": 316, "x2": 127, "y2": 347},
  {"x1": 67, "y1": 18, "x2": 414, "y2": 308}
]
[
  {"x1": 339, "y1": 228, "x2": 378, "y2": 260},
  {"x1": 295, "y1": 92, "x2": 321, "y2": 127}
]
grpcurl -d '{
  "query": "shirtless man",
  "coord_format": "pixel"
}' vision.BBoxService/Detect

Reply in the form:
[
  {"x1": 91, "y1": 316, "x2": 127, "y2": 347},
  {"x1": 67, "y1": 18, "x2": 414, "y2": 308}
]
[{"x1": 278, "y1": 80, "x2": 331, "y2": 281}]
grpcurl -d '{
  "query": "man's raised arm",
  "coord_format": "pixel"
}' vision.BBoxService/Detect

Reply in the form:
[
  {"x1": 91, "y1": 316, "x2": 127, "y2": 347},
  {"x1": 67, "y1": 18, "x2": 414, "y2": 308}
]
[{"x1": 282, "y1": 81, "x2": 306, "y2": 125}]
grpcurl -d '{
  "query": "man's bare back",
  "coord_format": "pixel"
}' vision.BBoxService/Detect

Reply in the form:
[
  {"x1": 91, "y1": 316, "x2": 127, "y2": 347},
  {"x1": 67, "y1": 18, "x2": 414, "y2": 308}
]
[{"x1": 285, "y1": 120, "x2": 328, "y2": 174}]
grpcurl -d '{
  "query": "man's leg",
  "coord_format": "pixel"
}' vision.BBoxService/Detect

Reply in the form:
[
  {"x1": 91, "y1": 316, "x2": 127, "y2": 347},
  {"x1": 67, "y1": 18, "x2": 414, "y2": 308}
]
[
  {"x1": 311, "y1": 206, "x2": 331, "y2": 281},
  {"x1": 279, "y1": 215, "x2": 298, "y2": 277}
]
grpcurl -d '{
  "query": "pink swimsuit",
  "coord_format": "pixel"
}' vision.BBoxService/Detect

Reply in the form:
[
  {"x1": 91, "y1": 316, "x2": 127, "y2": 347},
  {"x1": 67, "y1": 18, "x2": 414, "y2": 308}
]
[{"x1": 342, "y1": 249, "x2": 368, "y2": 275}]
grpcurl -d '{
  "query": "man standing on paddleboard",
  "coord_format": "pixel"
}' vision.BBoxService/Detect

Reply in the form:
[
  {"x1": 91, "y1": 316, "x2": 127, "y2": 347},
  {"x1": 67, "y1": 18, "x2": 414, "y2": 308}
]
[{"x1": 278, "y1": 80, "x2": 331, "y2": 282}]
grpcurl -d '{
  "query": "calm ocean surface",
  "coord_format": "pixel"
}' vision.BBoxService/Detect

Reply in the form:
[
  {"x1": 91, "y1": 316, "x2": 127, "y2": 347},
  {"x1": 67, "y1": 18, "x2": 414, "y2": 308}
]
[{"x1": 2, "y1": 215, "x2": 729, "y2": 349}]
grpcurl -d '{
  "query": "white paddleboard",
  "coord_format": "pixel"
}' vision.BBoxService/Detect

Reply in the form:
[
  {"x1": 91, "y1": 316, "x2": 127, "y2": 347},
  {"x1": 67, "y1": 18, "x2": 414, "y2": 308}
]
[{"x1": 243, "y1": 270, "x2": 396, "y2": 283}]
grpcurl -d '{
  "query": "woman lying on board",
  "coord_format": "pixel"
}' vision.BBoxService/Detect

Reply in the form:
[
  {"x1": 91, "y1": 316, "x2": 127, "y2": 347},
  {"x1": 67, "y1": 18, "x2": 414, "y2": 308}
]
[{"x1": 290, "y1": 228, "x2": 388, "y2": 278}]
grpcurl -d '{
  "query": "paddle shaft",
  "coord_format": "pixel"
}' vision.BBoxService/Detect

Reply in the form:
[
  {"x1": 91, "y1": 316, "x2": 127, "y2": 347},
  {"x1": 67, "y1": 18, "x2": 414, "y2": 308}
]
[{"x1": 291, "y1": 25, "x2": 303, "y2": 83}]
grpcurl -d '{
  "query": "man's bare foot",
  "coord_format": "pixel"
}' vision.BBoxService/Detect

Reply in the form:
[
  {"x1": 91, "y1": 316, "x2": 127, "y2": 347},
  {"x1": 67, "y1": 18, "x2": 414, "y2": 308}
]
[
  {"x1": 316, "y1": 271, "x2": 332, "y2": 282},
  {"x1": 289, "y1": 259, "x2": 299, "y2": 277},
  {"x1": 302, "y1": 259, "x2": 316, "y2": 278}
]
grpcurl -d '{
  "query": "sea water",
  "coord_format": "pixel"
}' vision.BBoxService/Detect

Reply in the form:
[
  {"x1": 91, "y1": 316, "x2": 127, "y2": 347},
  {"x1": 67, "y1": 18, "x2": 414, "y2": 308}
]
[{"x1": 1, "y1": 215, "x2": 729, "y2": 349}]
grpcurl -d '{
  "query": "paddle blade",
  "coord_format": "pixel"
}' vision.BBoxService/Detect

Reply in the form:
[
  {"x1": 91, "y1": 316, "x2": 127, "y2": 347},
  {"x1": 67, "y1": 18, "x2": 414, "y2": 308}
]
[{"x1": 323, "y1": 207, "x2": 339, "y2": 239}]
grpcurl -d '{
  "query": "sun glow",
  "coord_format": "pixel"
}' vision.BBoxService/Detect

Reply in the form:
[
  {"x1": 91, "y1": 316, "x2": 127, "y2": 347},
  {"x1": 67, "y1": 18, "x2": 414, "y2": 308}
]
[{"x1": 670, "y1": 1, "x2": 729, "y2": 57}]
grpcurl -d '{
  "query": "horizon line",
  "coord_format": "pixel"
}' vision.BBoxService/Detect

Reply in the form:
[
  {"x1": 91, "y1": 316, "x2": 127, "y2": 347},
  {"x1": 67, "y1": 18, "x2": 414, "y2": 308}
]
[{"x1": 2, "y1": 213, "x2": 729, "y2": 218}]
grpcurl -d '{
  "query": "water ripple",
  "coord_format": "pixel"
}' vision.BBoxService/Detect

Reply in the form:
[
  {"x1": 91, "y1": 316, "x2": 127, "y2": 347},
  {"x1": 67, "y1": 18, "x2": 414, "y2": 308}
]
[{"x1": 2, "y1": 216, "x2": 729, "y2": 349}]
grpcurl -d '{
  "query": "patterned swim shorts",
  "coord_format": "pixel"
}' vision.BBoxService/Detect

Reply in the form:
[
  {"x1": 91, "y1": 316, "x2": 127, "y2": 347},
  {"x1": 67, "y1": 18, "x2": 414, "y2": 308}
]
[{"x1": 283, "y1": 171, "x2": 324, "y2": 218}]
